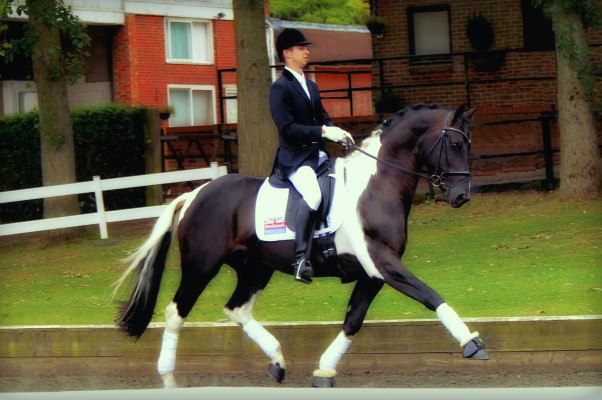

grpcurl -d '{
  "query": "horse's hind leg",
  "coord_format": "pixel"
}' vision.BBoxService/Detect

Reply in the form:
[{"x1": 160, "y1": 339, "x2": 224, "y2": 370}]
[
  {"x1": 222, "y1": 259, "x2": 286, "y2": 382},
  {"x1": 157, "y1": 245, "x2": 224, "y2": 388}
]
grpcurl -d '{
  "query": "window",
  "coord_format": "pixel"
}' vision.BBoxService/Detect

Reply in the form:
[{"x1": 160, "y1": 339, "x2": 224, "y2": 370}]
[
  {"x1": 521, "y1": 0, "x2": 555, "y2": 51},
  {"x1": 168, "y1": 85, "x2": 216, "y2": 127},
  {"x1": 223, "y1": 85, "x2": 238, "y2": 124},
  {"x1": 165, "y1": 19, "x2": 213, "y2": 64},
  {"x1": 408, "y1": 5, "x2": 452, "y2": 64},
  {"x1": 1, "y1": 81, "x2": 37, "y2": 115}
]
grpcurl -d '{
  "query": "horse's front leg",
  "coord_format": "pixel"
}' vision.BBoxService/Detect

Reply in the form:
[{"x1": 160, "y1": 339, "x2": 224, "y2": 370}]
[
  {"x1": 312, "y1": 277, "x2": 384, "y2": 388},
  {"x1": 378, "y1": 253, "x2": 489, "y2": 360}
]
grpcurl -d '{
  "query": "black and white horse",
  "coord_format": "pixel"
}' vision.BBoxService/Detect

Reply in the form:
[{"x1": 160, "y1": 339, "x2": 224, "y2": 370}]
[{"x1": 114, "y1": 103, "x2": 488, "y2": 388}]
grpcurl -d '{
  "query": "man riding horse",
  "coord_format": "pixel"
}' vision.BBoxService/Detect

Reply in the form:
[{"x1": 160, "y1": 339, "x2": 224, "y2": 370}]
[{"x1": 269, "y1": 28, "x2": 354, "y2": 284}]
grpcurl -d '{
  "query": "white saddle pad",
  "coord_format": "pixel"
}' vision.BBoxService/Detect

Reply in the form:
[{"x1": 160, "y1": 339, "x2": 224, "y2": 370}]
[{"x1": 255, "y1": 159, "x2": 346, "y2": 242}]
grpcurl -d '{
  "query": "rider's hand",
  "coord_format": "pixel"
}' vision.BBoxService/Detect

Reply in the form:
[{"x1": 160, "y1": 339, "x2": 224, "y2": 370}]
[{"x1": 322, "y1": 126, "x2": 355, "y2": 146}]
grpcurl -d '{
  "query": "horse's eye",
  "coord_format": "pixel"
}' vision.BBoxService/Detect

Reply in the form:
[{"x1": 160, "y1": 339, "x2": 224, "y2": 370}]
[{"x1": 451, "y1": 142, "x2": 463, "y2": 151}]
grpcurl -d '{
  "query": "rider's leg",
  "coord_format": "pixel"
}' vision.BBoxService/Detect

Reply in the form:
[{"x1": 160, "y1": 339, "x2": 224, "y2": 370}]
[{"x1": 288, "y1": 166, "x2": 321, "y2": 284}]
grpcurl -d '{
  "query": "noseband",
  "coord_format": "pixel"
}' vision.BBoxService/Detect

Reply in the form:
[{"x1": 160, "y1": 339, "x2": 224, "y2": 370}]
[
  {"x1": 424, "y1": 111, "x2": 472, "y2": 187},
  {"x1": 347, "y1": 111, "x2": 472, "y2": 188}
]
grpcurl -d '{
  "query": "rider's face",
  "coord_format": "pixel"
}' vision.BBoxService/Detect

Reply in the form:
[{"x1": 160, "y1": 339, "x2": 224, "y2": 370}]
[{"x1": 284, "y1": 45, "x2": 310, "y2": 70}]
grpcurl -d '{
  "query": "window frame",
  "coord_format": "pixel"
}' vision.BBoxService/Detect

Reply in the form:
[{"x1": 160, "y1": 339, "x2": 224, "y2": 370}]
[
  {"x1": 222, "y1": 84, "x2": 238, "y2": 124},
  {"x1": 407, "y1": 5, "x2": 452, "y2": 66},
  {"x1": 165, "y1": 18, "x2": 214, "y2": 65},
  {"x1": 167, "y1": 84, "x2": 217, "y2": 127}
]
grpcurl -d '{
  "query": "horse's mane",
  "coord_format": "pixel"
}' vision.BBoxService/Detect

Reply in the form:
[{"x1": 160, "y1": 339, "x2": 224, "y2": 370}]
[
  {"x1": 355, "y1": 103, "x2": 443, "y2": 153},
  {"x1": 380, "y1": 103, "x2": 442, "y2": 134}
]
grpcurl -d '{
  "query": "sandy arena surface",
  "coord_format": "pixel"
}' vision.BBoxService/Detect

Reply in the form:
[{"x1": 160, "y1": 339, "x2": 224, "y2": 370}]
[{"x1": 1, "y1": 365, "x2": 601, "y2": 392}]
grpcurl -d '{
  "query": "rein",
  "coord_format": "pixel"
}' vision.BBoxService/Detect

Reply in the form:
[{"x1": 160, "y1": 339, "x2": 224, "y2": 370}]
[
  {"x1": 345, "y1": 112, "x2": 472, "y2": 187},
  {"x1": 347, "y1": 142, "x2": 437, "y2": 184}
]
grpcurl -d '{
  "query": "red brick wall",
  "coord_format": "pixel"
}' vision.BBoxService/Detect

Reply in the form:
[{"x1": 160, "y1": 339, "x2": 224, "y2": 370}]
[
  {"x1": 366, "y1": 0, "x2": 601, "y2": 185},
  {"x1": 112, "y1": 15, "x2": 237, "y2": 120},
  {"x1": 371, "y1": 0, "x2": 601, "y2": 116},
  {"x1": 370, "y1": 0, "x2": 561, "y2": 113}
]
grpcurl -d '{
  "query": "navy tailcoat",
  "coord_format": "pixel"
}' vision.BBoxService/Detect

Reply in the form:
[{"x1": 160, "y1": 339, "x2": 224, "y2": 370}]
[{"x1": 269, "y1": 68, "x2": 334, "y2": 179}]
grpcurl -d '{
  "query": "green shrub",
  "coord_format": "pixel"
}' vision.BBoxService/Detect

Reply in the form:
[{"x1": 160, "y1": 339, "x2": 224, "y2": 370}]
[
  {"x1": 0, "y1": 103, "x2": 148, "y2": 222},
  {"x1": 0, "y1": 111, "x2": 43, "y2": 222}
]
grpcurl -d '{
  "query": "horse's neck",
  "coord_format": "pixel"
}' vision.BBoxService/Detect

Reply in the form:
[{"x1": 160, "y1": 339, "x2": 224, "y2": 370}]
[
  {"x1": 342, "y1": 137, "x2": 380, "y2": 196},
  {"x1": 342, "y1": 135, "x2": 419, "y2": 202}
]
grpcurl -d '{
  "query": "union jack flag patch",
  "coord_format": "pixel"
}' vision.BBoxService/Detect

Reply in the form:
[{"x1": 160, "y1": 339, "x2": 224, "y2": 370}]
[{"x1": 264, "y1": 217, "x2": 287, "y2": 235}]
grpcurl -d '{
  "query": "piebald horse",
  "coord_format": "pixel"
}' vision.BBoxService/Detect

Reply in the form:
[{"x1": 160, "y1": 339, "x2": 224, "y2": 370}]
[{"x1": 114, "y1": 103, "x2": 488, "y2": 388}]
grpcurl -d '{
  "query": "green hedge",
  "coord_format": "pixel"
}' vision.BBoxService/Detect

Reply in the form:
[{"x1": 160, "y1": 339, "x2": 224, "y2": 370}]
[{"x1": 0, "y1": 103, "x2": 148, "y2": 223}]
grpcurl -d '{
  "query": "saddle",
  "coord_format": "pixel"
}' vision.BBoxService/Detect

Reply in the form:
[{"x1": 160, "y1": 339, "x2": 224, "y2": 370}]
[
  {"x1": 267, "y1": 158, "x2": 335, "y2": 232},
  {"x1": 255, "y1": 158, "x2": 346, "y2": 260}
]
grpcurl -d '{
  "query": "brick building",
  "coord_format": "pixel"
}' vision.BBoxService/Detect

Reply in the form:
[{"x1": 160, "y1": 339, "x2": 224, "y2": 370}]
[
  {"x1": 1, "y1": 1, "x2": 373, "y2": 125},
  {"x1": 2, "y1": 0, "x2": 600, "y2": 186},
  {"x1": 366, "y1": 0, "x2": 601, "y2": 186}
]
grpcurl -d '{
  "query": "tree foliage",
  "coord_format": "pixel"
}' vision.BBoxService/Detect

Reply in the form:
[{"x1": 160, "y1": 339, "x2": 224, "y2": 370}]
[
  {"x1": 532, "y1": 0, "x2": 601, "y2": 109},
  {"x1": 2, "y1": 0, "x2": 90, "y2": 241},
  {"x1": 270, "y1": 0, "x2": 368, "y2": 25},
  {"x1": 1, "y1": 0, "x2": 90, "y2": 85}
]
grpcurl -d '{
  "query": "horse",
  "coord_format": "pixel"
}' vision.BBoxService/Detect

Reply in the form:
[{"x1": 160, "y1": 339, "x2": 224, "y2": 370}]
[{"x1": 114, "y1": 102, "x2": 489, "y2": 389}]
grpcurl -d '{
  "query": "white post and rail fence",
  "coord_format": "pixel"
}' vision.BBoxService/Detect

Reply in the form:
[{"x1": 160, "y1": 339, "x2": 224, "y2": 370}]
[{"x1": 0, "y1": 162, "x2": 228, "y2": 239}]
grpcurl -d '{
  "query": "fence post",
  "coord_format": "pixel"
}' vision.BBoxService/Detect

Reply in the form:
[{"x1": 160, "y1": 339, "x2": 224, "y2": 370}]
[
  {"x1": 145, "y1": 108, "x2": 163, "y2": 206},
  {"x1": 93, "y1": 176, "x2": 109, "y2": 239}
]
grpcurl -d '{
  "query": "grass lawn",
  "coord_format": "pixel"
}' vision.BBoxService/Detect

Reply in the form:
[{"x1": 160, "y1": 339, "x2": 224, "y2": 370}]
[{"x1": 1, "y1": 190, "x2": 601, "y2": 326}]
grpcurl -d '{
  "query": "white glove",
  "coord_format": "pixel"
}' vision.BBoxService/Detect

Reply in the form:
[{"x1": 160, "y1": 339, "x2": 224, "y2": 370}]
[{"x1": 322, "y1": 126, "x2": 355, "y2": 146}]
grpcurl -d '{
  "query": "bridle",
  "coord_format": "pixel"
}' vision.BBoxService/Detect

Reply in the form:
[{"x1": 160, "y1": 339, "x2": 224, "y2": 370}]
[{"x1": 346, "y1": 111, "x2": 472, "y2": 188}]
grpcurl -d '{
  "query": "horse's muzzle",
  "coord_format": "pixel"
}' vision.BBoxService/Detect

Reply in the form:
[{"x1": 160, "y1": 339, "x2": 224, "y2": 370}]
[
  {"x1": 438, "y1": 179, "x2": 471, "y2": 208},
  {"x1": 448, "y1": 179, "x2": 471, "y2": 208}
]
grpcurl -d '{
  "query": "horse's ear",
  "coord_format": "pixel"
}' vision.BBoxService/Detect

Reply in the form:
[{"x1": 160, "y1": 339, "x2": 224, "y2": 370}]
[
  {"x1": 463, "y1": 106, "x2": 478, "y2": 122},
  {"x1": 452, "y1": 103, "x2": 466, "y2": 124}
]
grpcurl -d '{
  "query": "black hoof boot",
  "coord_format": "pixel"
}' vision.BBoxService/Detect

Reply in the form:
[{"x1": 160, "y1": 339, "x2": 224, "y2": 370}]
[
  {"x1": 463, "y1": 337, "x2": 489, "y2": 360},
  {"x1": 294, "y1": 260, "x2": 313, "y2": 284},
  {"x1": 268, "y1": 362, "x2": 285, "y2": 383},
  {"x1": 312, "y1": 376, "x2": 335, "y2": 388}
]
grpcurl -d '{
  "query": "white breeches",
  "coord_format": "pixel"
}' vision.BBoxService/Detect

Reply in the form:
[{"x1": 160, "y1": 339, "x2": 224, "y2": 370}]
[{"x1": 289, "y1": 165, "x2": 321, "y2": 211}]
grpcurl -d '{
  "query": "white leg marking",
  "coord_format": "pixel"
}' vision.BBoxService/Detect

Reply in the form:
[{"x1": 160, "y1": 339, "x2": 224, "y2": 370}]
[
  {"x1": 315, "y1": 331, "x2": 353, "y2": 377},
  {"x1": 436, "y1": 303, "x2": 479, "y2": 346},
  {"x1": 158, "y1": 302, "x2": 185, "y2": 388},
  {"x1": 243, "y1": 320, "x2": 281, "y2": 358},
  {"x1": 224, "y1": 294, "x2": 286, "y2": 369}
]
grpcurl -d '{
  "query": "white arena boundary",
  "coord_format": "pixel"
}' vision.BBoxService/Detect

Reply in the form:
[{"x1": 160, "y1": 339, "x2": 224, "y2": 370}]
[{"x1": 1, "y1": 386, "x2": 601, "y2": 400}]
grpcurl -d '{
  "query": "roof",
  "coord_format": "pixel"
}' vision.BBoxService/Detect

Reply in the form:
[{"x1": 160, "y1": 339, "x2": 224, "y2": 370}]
[{"x1": 272, "y1": 19, "x2": 372, "y2": 62}]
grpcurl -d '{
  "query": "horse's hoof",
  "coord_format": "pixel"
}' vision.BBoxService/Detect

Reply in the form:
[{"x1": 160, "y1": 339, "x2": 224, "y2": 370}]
[
  {"x1": 463, "y1": 337, "x2": 489, "y2": 360},
  {"x1": 268, "y1": 362, "x2": 285, "y2": 383},
  {"x1": 312, "y1": 376, "x2": 335, "y2": 388}
]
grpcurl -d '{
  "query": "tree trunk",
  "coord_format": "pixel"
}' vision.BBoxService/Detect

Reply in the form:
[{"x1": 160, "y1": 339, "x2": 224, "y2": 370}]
[
  {"x1": 29, "y1": 0, "x2": 83, "y2": 241},
  {"x1": 553, "y1": 12, "x2": 602, "y2": 200},
  {"x1": 232, "y1": 0, "x2": 278, "y2": 177}
]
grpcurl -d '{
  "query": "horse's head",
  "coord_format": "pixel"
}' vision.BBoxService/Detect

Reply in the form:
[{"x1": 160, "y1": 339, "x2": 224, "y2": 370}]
[{"x1": 419, "y1": 104, "x2": 476, "y2": 208}]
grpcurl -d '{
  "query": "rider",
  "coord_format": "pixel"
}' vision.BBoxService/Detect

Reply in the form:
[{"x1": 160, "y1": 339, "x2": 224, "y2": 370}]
[{"x1": 269, "y1": 28, "x2": 354, "y2": 284}]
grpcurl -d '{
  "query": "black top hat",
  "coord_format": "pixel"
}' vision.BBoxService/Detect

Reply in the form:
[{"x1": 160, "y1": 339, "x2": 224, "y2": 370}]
[{"x1": 276, "y1": 28, "x2": 312, "y2": 61}]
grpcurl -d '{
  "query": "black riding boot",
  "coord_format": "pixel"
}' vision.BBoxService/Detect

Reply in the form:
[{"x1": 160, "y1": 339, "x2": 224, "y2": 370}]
[{"x1": 292, "y1": 202, "x2": 318, "y2": 284}]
